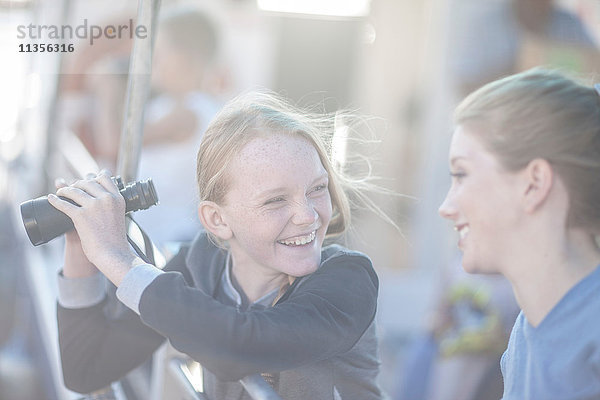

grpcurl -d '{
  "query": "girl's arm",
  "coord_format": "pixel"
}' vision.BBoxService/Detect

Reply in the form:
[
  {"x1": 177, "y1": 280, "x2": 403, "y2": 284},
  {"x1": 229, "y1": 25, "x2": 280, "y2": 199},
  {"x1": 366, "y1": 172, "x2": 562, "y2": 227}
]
[
  {"x1": 135, "y1": 250, "x2": 378, "y2": 381},
  {"x1": 56, "y1": 245, "x2": 192, "y2": 394}
]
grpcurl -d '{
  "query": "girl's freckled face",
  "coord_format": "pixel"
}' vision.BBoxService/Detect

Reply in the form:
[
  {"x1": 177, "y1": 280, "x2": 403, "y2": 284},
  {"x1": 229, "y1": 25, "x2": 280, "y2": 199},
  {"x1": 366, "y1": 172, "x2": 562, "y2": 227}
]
[{"x1": 220, "y1": 133, "x2": 333, "y2": 278}]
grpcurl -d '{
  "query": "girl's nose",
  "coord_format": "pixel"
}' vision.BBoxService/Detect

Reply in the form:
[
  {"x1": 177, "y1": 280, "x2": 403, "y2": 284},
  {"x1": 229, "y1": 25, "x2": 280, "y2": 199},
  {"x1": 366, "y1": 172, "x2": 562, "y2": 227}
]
[{"x1": 292, "y1": 199, "x2": 319, "y2": 226}]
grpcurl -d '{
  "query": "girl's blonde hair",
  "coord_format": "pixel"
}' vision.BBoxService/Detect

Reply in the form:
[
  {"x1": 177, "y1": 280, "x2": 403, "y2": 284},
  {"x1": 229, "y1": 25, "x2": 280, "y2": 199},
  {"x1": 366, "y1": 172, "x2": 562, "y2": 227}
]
[
  {"x1": 454, "y1": 68, "x2": 600, "y2": 234},
  {"x1": 197, "y1": 91, "x2": 354, "y2": 242}
]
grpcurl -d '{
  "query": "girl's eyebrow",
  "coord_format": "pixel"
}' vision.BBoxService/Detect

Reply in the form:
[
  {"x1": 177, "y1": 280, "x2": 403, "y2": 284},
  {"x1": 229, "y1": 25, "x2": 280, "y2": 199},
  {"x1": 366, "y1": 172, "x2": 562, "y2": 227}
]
[
  {"x1": 310, "y1": 171, "x2": 329, "y2": 184},
  {"x1": 255, "y1": 187, "x2": 287, "y2": 200}
]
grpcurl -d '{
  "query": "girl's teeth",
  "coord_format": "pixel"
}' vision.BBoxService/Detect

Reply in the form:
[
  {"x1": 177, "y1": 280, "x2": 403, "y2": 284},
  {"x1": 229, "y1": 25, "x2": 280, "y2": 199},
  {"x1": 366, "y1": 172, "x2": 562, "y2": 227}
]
[{"x1": 280, "y1": 231, "x2": 316, "y2": 246}]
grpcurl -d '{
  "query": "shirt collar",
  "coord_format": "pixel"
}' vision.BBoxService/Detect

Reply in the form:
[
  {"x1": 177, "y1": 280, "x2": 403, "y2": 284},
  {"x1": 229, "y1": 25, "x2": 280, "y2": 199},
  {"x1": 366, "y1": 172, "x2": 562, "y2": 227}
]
[{"x1": 221, "y1": 253, "x2": 279, "y2": 309}]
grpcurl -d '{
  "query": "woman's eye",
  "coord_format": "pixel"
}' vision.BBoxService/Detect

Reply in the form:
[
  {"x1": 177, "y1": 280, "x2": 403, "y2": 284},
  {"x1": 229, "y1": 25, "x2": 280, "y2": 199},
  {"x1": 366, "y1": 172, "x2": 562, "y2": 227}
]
[{"x1": 449, "y1": 172, "x2": 466, "y2": 182}]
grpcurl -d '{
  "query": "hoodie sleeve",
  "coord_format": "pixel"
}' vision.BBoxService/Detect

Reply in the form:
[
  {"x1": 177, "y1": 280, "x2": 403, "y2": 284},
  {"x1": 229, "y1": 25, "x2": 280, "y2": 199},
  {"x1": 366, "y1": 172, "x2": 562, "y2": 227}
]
[
  {"x1": 137, "y1": 250, "x2": 379, "y2": 382},
  {"x1": 56, "y1": 246, "x2": 191, "y2": 394}
]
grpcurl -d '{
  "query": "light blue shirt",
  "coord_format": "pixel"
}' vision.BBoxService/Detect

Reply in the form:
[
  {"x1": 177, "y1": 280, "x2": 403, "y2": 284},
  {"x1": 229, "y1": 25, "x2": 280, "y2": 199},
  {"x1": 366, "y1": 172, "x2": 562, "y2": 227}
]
[{"x1": 501, "y1": 265, "x2": 600, "y2": 400}]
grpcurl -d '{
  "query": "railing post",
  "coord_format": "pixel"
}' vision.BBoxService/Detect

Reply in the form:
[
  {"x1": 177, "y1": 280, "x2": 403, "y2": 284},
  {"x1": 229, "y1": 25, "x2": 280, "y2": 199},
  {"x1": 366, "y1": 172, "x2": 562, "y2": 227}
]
[
  {"x1": 116, "y1": 0, "x2": 161, "y2": 183},
  {"x1": 42, "y1": 0, "x2": 71, "y2": 192}
]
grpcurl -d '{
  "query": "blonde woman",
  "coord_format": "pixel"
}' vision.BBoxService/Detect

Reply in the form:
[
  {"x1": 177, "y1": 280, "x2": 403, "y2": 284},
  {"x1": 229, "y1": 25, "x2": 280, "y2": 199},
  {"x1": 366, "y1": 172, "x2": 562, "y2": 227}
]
[
  {"x1": 50, "y1": 92, "x2": 382, "y2": 399},
  {"x1": 439, "y1": 69, "x2": 600, "y2": 399}
]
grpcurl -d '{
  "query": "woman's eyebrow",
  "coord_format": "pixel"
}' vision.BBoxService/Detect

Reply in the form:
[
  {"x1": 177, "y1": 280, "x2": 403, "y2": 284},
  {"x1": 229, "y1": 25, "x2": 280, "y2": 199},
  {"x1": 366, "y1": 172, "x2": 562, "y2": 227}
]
[{"x1": 449, "y1": 156, "x2": 468, "y2": 166}]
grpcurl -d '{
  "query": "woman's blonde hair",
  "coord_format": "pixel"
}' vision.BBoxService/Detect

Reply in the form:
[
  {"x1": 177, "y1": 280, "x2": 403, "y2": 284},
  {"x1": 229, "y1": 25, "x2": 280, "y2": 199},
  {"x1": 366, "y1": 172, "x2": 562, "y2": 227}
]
[
  {"x1": 197, "y1": 91, "x2": 357, "y2": 242},
  {"x1": 454, "y1": 68, "x2": 600, "y2": 234}
]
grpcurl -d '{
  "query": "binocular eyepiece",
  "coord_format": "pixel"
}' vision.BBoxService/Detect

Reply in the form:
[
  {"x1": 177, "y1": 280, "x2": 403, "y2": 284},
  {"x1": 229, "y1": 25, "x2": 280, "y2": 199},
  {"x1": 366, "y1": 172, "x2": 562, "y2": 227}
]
[{"x1": 20, "y1": 176, "x2": 159, "y2": 246}]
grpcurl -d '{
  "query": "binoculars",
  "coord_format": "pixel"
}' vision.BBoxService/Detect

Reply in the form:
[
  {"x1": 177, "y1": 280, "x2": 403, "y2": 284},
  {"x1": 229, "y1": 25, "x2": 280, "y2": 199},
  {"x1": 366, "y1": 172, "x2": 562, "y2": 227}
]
[{"x1": 20, "y1": 176, "x2": 158, "y2": 246}]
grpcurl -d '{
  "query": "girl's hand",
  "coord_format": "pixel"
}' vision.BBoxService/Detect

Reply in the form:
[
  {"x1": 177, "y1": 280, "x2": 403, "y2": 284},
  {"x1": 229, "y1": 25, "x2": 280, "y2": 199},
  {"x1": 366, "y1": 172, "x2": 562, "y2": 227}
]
[
  {"x1": 55, "y1": 176, "x2": 98, "y2": 278},
  {"x1": 48, "y1": 171, "x2": 144, "y2": 286}
]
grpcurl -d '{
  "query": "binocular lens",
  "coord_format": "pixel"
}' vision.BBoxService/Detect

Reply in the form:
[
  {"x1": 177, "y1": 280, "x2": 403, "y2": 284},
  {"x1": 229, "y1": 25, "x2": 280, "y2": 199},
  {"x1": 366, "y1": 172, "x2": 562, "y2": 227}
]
[
  {"x1": 122, "y1": 180, "x2": 160, "y2": 213},
  {"x1": 21, "y1": 196, "x2": 76, "y2": 246}
]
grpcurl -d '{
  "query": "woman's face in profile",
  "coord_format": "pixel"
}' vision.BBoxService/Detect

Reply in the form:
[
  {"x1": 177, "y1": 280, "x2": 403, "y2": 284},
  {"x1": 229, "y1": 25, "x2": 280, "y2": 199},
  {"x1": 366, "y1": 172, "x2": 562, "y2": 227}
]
[
  {"x1": 439, "y1": 125, "x2": 523, "y2": 274},
  {"x1": 220, "y1": 133, "x2": 333, "y2": 279}
]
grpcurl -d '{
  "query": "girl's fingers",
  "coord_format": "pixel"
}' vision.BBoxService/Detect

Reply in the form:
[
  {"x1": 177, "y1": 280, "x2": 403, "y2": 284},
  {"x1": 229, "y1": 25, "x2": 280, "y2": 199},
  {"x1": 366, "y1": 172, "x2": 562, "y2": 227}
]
[
  {"x1": 72, "y1": 178, "x2": 109, "y2": 198},
  {"x1": 54, "y1": 178, "x2": 68, "y2": 189},
  {"x1": 55, "y1": 170, "x2": 117, "y2": 199},
  {"x1": 95, "y1": 170, "x2": 120, "y2": 195},
  {"x1": 55, "y1": 186, "x2": 94, "y2": 206},
  {"x1": 47, "y1": 193, "x2": 80, "y2": 216},
  {"x1": 55, "y1": 171, "x2": 96, "y2": 190}
]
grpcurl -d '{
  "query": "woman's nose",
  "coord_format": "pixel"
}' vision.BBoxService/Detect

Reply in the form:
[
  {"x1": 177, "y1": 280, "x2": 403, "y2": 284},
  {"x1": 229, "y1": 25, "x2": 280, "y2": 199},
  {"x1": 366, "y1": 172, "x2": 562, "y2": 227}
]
[{"x1": 438, "y1": 193, "x2": 456, "y2": 220}]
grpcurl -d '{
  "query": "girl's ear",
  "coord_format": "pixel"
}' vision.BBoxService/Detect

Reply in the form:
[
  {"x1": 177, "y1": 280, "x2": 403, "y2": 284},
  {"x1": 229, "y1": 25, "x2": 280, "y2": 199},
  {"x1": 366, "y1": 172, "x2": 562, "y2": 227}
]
[
  {"x1": 198, "y1": 201, "x2": 233, "y2": 241},
  {"x1": 522, "y1": 158, "x2": 554, "y2": 214}
]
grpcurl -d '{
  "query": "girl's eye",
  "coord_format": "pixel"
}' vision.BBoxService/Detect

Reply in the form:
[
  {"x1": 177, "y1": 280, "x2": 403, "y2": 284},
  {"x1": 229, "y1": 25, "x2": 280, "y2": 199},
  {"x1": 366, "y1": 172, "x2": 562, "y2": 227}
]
[
  {"x1": 264, "y1": 197, "x2": 285, "y2": 205},
  {"x1": 311, "y1": 183, "x2": 328, "y2": 194}
]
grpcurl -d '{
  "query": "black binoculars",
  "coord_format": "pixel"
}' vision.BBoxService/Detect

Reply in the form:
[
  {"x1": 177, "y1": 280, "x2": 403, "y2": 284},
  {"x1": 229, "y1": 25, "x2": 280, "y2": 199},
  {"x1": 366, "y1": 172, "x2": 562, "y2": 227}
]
[{"x1": 20, "y1": 176, "x2": 158, "y2": 246}]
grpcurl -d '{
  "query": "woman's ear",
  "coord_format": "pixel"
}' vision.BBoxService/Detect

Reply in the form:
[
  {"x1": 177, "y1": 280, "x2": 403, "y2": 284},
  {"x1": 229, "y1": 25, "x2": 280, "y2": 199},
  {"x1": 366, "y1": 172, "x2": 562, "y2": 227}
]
[
  {"x1": 198, "y1": 201, "x2": 233, "y2": 241},
  {"x1": 522, "y1": 158, "x2": 554, "y2": 214}
]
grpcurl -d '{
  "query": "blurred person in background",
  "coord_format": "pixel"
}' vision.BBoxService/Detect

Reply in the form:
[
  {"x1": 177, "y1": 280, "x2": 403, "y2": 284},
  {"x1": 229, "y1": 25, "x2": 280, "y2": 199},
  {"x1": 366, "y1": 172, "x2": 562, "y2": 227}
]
[
  {"x1": 449, "y1": 0, "x2": 598, "y2": 97},
  {"x1": 58, "y1": 14, "x2": 134, "y2": 170},
  {"x1": 396, "y1": 255, "x2": 518, "y2": 400},
  {"x1": 135, "y1": 7, "x2": 226, "y2": 250},
  {"x1": 439, "y1": 68, "x2": 600, "y2": 399}
]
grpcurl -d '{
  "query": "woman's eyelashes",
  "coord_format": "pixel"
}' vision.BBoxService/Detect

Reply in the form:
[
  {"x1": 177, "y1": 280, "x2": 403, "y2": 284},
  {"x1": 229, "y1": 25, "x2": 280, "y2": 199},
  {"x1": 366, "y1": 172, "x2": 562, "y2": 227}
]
[{"x1": 449, "y1": 171, "x2": 467, "y2": 183}]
